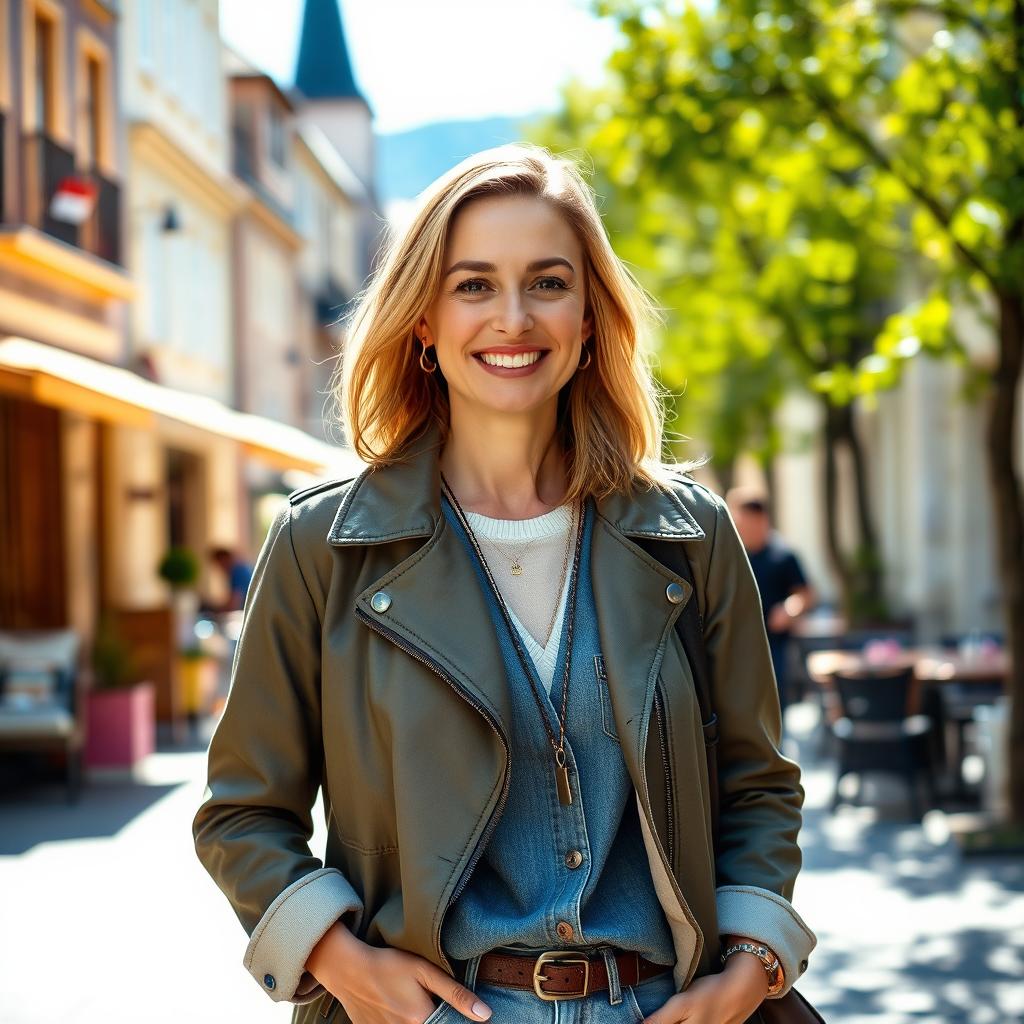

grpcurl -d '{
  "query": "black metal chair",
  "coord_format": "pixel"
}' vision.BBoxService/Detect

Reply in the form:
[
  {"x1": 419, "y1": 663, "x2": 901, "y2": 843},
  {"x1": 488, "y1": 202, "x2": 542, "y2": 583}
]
[{"x1": 829, "y1": 666, "x2": 935, "y2": 820}]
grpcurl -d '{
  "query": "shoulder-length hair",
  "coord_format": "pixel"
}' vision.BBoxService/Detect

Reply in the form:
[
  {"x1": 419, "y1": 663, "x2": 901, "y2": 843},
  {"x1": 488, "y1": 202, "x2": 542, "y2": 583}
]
[{"x1": 331, "y1": 141, "x2": 703, "y2": 504}]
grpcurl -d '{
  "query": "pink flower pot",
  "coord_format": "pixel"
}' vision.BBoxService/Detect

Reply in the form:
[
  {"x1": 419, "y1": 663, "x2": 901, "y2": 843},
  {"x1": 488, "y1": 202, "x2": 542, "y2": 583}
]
[{"x1": 85, "y1": 681, "x2": 156, "y2": 768}]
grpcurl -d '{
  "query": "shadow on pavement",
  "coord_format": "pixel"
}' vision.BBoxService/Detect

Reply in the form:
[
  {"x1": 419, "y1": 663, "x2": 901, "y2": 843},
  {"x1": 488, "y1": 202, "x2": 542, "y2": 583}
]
[{"x1": 0, "y1": 723, "x2": 211, "y2": 855}]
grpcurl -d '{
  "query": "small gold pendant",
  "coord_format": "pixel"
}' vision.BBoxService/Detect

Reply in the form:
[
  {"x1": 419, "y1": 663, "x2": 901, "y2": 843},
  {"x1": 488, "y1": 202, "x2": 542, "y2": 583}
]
[
  {"x1": 555, "y1": 749, "x2": 572, "y2": 806},
  {"x1": 510, "y1": 561, "x2": 523, "y2": 576}
]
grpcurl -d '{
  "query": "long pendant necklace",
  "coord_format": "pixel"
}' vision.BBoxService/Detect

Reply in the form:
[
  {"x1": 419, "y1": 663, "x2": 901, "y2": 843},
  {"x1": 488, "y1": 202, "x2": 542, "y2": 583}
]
[{"x1": 441, "y1": 472, "x2": 584, "y2": 807}]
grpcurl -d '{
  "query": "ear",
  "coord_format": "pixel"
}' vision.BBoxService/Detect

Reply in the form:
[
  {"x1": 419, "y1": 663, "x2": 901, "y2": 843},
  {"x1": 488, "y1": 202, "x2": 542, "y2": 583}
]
[{"x1": 582, "y1": 308, "x2": 594, "y2": 341}]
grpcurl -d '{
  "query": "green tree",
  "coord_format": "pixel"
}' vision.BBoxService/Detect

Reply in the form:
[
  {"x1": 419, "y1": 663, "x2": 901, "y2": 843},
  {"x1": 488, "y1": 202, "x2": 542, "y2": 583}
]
[{"x1": 535, "y1": 0, "x2": 1024, "y2": 819}]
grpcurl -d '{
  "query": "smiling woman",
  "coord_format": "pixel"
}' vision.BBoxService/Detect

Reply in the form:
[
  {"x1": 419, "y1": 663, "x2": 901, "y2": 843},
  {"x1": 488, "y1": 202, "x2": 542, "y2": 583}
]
[
  {"x1": 192, "y1": 143, "x2": 817, "y2": 1024},
  {"x1": 330, "y1": 142, "x2": 679, "y2": 510}
]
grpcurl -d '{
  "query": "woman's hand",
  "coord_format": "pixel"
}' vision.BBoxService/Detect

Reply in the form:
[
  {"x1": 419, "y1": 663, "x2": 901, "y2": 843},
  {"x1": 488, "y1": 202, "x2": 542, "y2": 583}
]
[
  {"x1": 305, "y1": 922, "x2": 492, "y2": 1023},
  {"x1": 636, "y1": 953, "x2": 768, "y2": 1023}
]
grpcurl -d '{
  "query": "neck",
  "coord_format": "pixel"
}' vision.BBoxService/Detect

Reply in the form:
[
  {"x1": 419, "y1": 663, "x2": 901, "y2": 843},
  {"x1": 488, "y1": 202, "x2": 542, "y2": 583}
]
[{"x1": 439, "y1": 401, "x2": 568, "y2": 519}]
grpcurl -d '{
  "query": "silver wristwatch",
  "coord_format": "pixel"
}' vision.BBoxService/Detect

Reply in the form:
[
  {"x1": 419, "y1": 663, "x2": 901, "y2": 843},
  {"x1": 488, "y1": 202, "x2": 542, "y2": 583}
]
[{"x1": 720, "y1": 941, "x2": 784, "y2": 995}]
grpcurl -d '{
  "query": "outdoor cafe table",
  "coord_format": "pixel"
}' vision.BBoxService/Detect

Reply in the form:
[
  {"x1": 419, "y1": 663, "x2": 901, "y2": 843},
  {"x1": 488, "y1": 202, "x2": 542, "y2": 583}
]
[
  {"x1": 805, "y1": 645, "x2": 1008, "y2": 797},
  {"x1": 806, "y1": 646, "x2": 1009, "y2": 718}
]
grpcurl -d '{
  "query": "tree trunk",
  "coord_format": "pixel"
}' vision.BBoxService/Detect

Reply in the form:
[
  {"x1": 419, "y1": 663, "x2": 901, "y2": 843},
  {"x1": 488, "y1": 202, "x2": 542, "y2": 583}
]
[
  {"x1": 821, "y1": 402, "x2": 853, "y2": 617},
  {"x1": 821, "y1": 399, "x2": 887, "y2": 625},
  {"x1": 988, "y1": 290, "x2": 1024, "y2": 823},
  {"x1": 834, "y1": 401, "x2": 886, "y2": 622}
]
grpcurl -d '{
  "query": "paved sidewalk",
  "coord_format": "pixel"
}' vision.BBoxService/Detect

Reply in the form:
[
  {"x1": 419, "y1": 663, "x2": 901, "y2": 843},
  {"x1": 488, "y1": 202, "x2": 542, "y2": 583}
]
[{"x1": 1, "y1": 702, "x2": 1021, "y2": 1023}]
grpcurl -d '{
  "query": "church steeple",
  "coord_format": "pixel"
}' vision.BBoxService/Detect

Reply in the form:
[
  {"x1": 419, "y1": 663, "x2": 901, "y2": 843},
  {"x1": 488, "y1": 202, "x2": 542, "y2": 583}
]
[{"x1": 294, "y1": 0, "x2": 366, "y2": 104}]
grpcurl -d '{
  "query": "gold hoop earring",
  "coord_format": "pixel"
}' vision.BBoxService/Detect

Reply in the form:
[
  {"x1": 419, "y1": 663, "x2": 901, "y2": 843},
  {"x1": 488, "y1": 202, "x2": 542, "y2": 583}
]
[
  {"x1": 419, "y1": 341, "x2": 437, "y2": 373},
  {"x1": 578, "y1": 344, "x2": 592, "y2": 370}
]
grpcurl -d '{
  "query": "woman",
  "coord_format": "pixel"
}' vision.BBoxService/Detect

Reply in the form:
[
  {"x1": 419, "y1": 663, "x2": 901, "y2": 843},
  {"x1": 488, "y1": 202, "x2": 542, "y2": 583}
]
[{"x1": 192, "y1": 143, "x2": 817, "y2": 1024}]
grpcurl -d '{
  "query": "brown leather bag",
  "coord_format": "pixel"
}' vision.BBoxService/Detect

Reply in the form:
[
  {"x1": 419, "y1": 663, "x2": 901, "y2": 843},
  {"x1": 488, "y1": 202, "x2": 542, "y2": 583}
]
[{"x1": 638, "y1": 537, "x2": 826, "y2": 1024}]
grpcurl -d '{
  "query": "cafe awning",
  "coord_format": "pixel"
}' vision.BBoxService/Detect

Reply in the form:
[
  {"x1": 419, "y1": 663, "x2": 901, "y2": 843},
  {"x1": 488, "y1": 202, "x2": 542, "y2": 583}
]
[{"x1": 0, "y1": 336, "x2": 363, "y2": 476}]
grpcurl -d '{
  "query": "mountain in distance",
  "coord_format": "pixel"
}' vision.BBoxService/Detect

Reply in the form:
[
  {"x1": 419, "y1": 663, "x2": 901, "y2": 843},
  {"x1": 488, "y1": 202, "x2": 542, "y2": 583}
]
[{"x1": 375, "y1": 114, "x2": 547, "y2": 208}]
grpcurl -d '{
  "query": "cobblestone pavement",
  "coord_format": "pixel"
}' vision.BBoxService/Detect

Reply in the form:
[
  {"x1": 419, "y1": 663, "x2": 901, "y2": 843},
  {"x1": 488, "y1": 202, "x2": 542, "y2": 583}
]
[{"x1": 1, "y1": 701, "x2": 1021, "y2": 1023}]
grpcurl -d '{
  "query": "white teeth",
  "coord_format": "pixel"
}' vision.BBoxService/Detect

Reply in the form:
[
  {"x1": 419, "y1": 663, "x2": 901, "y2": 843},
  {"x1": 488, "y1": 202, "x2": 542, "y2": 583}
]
[{"x1": 479, "y1": 351, "x2": 543, "y2": 368}]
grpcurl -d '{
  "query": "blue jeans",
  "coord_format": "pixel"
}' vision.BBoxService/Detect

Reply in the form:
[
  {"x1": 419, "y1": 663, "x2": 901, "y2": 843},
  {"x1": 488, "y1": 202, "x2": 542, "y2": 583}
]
[{"x1": 423, "y1": 950, "x2": 678, "y2": 1024}]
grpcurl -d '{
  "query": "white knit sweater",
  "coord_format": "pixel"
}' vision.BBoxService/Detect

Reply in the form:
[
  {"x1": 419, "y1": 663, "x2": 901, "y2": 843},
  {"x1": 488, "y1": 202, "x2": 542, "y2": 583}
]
[{"x1": 463, "y1": 503, "x2": 577, "y2": 696}]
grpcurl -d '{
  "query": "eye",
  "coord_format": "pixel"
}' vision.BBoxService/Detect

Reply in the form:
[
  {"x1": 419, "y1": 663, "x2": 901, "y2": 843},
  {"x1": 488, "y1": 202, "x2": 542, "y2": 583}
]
[
  {"x1": 453, "y1": 278, "x2": 490, "y2": 294},
  {"x1": 536, "y1": 277, "x2": 569, "y2": 290}
]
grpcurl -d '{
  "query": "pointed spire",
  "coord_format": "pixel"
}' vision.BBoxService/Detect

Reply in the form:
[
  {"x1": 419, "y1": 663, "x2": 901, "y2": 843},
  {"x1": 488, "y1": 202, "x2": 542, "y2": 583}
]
[{"x1": 294, "y1": 0, "x2": 365, "y2": 103}]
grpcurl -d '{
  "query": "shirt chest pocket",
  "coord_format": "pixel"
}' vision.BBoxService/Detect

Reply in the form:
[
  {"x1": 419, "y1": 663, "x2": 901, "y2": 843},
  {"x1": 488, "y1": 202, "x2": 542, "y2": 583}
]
[{"x1": 593, "y1": 653, "x2": 619, "y2": 742}]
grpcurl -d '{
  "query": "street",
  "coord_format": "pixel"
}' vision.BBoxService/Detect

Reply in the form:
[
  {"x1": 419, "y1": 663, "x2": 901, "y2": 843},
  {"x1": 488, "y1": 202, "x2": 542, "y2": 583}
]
[{"x1": 1, "y1": 700, "x2": 1021, "y2": 1023}]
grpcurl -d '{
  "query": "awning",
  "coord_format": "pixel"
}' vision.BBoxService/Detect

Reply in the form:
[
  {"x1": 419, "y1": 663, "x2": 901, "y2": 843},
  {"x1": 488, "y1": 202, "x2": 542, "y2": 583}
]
[{"x1": 0, "y1": 336, "x2": 364, "y2": 476}]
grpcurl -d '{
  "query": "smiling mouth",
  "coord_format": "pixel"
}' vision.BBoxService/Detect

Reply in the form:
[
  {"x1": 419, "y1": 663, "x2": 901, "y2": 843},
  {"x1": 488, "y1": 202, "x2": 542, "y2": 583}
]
[{"x1": 474, "y1": 350, "x2": 549, "y2": 369}]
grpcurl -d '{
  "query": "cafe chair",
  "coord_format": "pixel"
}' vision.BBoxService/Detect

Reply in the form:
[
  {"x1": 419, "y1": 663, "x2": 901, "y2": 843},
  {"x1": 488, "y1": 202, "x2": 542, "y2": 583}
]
[
  {"x1": 829, "y1": 666, "x2": 935, "y2": 821},
  {"x1": 0, "y1": 629, "x2": 84, "y2": 803}
]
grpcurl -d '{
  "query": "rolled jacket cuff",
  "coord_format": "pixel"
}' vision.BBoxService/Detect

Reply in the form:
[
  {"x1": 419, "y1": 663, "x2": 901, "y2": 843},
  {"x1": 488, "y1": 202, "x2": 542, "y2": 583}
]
[
  {"x1": 716, "y1": 884, "x2": 817, "y2": 999},
  {"x1": 243, "y1": 867, "x2": 365, "y2": 1004}
]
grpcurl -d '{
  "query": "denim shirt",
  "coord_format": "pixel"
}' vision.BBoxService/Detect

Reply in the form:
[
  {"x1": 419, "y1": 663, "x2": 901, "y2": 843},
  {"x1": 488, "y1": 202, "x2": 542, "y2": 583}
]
[{"x1": 439, "y1": 494, "x2": 676, "y2": 967}]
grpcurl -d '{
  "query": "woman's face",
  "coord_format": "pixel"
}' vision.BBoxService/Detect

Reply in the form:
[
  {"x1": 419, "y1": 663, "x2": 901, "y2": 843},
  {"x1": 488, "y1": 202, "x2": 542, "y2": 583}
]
[{"x1": 418, "y1": 194, "x2": 593, "y2": 420}]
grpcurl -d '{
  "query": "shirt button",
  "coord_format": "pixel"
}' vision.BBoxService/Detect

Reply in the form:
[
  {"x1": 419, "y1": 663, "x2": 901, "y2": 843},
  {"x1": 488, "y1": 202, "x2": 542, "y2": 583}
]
[
  {"x1": 556, "y1": 921, "x2": 574, "y2": 940},
  {"x1": 665, "y1": 581, "x2": 686, "y2": 604},
  {"x1": 564, "y1": 850, "x2": 583, "y2": 869},
  {"x1": 370, "y1": 591, "x2": 392, "y2": 613},
  {"x1": 263, "y1": 973, "x2": 276, "y2": 990}
]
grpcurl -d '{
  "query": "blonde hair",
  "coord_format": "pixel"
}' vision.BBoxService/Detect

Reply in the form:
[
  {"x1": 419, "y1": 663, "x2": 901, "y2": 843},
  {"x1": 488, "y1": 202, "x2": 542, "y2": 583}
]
[{"x1": 331, "y1": 141, "x2": 703, "y2": 504}]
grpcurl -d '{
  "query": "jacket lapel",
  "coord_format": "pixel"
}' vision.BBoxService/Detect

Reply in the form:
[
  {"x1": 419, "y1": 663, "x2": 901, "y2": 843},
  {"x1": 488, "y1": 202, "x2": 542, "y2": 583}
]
[{"x1": 324, "y1": 418, "x2": 706, "y2": 765}]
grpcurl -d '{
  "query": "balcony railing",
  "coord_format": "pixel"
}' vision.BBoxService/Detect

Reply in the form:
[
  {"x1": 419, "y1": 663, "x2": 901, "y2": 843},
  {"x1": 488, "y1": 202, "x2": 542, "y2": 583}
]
[{"x1": 21, "y1": 130, "x2": 123, "y2": 266}]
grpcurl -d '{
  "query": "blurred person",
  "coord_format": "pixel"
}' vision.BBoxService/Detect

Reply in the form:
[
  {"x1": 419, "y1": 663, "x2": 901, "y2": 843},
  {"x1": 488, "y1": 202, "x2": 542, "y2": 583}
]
[
  {"x1": 193, "y1": 143, "x2": 816, "y2": 1024},
  {"x1": 207, "y1": 546, "x2": 254, "y2": 613},
  {"x1": 726, "y1": 486, "x2": 816, "y2": 717}
]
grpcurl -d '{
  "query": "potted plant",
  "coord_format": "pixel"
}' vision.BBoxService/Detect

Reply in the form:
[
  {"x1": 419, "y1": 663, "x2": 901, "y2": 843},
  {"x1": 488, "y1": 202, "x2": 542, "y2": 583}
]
[
  {"x1": 158, "y1": 546, "x2": 201, "y2": 650},
  {"x1": 180, "y1": 641, "x2": 219, "y2": 732},
  {"x1": 84, "y1": 614, "x2": 156, "y2": 770}
]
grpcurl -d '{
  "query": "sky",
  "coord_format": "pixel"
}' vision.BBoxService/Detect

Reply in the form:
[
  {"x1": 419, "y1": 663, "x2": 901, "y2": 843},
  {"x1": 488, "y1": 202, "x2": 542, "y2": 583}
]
[{"x1": 219, "y1": 0, "x2": 623, "y2": 136}]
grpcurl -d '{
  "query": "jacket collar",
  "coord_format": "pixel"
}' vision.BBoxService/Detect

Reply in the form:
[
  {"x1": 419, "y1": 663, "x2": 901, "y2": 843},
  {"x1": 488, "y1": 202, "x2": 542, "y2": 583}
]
[{"x1": 327, "y1": 418, "x2": 704, "y2": 546}]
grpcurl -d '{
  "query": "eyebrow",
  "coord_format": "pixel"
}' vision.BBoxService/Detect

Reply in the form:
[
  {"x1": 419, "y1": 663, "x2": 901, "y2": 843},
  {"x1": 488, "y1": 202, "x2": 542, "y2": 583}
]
[{"x1": 443, "y1": 257, "x2": 576, "y2": 278}]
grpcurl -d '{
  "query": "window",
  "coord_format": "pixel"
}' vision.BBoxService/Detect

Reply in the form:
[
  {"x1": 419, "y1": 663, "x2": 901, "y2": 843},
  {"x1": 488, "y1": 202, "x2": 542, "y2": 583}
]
[
  {"x1": 33, "y1": 12, "x2": 54, "y2": 132},
  {"x1": 138, "y1": 0, "x2": 155, "y2": 72},
  {"x1": 84, "y1": 54, "x2": 103, "y2": 167},
  {"x1": 267, "y1": 105, "x2": 287, "y2": 169},
  {"x1": 183, "y1": 0, "x2": 201, "y2": 119},
  {"x1": 160, "y1": 0, "x2": 177, "y2": 96}
]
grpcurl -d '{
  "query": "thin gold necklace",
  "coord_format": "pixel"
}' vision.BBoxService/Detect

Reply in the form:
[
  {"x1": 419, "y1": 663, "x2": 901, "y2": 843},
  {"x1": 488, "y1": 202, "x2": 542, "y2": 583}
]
[
  {"x1": 475, "y1": 504, "x2": 572, "y2": 578},
  {"x1": 477, "y1": 505, "x2": 576, "y2": 648}
]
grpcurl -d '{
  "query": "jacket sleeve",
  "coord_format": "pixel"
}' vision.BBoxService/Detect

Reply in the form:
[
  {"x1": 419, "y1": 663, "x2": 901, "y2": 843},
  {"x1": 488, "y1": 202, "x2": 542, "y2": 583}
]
[
  {"x1": 192, "y1": 504, "x2": 365, "y2": 1004},
  {"x1": 700, "y1": 491, "x2": 817, "y2": 998}
]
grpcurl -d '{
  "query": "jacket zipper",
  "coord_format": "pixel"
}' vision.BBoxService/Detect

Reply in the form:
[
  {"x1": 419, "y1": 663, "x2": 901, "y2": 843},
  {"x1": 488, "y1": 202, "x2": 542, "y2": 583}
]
[
  {"x1": 652, "y1": 680, "x2": 675, "y2": 871},
  {"x1": 353, "y1": 606, "x2": 512, "y2": 975},
  {"x1": 639, "y1": 681, "x2": 703, "y2": 988}
]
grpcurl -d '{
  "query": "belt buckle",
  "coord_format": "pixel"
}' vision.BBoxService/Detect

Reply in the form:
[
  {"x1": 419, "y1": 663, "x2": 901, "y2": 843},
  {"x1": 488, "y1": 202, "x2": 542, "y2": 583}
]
[{"x1": 532, "y1": 950, "x2": 591, "y2": 1001}]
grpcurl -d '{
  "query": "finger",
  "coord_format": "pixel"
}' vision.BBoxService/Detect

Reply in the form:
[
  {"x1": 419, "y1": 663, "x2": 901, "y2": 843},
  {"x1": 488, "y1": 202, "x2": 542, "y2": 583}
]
[
  {"x1": 420, "y1": 966, "x2": 492, "y2": 1021},
  {"x1": 641, "y1": 992, "x2": 687, "y2": 1024}
]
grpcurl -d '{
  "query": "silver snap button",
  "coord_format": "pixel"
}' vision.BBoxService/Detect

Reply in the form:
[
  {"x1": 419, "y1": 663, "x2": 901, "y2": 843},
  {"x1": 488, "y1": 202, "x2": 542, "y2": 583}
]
[
  {"x1": 665, "y1": 581, "x2": 686, "y2": 604},
  {"x1": 370, "y1": 591, "x2": 392, "y2": 613}
]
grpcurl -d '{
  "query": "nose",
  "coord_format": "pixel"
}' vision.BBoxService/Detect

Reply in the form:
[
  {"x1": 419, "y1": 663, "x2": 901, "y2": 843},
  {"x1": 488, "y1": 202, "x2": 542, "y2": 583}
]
[{"x1": 491, "y1": 292, "x2": 534, "y2": 337}]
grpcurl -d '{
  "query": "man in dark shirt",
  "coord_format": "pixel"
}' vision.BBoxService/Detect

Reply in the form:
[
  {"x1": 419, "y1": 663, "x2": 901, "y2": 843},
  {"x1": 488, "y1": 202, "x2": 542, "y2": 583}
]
[
  {"x1": 208, "y1": 546, "x2": 254, "y2": 613},
  {"x1": 726, "y1": 487, "x2": 816, "y2": 720}
]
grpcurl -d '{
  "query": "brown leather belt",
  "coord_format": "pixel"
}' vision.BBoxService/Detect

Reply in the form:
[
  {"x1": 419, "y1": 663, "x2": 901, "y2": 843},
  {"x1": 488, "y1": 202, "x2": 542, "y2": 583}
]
[{"x1": 474, "y1": 949, "x2": 671, "y2": 1001}]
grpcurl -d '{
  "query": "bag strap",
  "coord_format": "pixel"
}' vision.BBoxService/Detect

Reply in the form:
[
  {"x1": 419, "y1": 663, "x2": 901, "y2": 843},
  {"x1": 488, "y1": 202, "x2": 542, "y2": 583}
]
[{"x1": 636, "y1": 536, "x2": 721, "y2": 853}]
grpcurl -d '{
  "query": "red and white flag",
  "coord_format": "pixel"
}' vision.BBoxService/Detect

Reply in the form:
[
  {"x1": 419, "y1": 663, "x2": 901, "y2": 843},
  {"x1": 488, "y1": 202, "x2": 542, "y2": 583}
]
[{"x1": 49, "y1": 176, "x2": 98, "y2": 225}]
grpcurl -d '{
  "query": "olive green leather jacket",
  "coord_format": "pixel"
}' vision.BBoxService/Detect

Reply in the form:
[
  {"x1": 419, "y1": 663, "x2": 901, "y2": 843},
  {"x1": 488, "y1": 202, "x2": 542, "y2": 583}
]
[{"x1": 192, "y1": 422, "x2": 816, "y2": 1023}]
